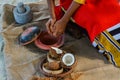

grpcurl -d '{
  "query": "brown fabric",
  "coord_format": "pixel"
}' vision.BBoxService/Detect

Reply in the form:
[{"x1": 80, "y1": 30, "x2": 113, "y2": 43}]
[
  {"x1": 1, "y1": 2, "x2": 120, "y2": 80},
  {"x1": 1, "y1": 3, "x2": 50, "y2": 80}
]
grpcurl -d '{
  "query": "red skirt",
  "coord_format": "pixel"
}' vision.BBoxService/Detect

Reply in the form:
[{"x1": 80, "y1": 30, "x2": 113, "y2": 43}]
[{"x1": 54, "y1": 0, "x2": 120, "y2": 42}]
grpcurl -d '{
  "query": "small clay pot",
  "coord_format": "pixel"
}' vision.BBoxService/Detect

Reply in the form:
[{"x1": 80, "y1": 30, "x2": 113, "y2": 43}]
[
  {"x1": 19, "y1": 26, "x2": 40, "y2": 45},
  {"x1": 35, "y1": 31, "x2": 64, "y2": 50}
]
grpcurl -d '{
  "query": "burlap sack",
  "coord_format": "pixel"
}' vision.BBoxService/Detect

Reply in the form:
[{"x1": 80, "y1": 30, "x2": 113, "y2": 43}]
[
  {"x1": 1, "y1": 1, "x2": 120, "y2": 80},
  {"x1": 1, "y1": 2, "x2": 50, "y2": 80}
]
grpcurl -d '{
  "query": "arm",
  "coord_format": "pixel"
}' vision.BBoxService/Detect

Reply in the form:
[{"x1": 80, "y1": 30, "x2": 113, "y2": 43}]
[
  {"x1": 46, "y1": 0, "x2": 56, "y2": 35},
  {"x1": 61, "y1": 1, "x2": 80, "y2": 24},
  {"x1": 53, "y1": 1, "x2": 81, "y2": 37},
  {"x1": 47, "y1": 0, "x2": 56, "y2": 19}
]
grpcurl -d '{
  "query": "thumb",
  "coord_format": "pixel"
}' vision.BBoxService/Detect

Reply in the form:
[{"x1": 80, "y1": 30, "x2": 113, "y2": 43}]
[{"x1": 53, "y1": 31, "x2": 58, "y2": 37}]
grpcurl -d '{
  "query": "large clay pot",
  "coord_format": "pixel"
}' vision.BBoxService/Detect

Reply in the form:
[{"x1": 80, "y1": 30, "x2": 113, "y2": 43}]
[{"x1": 35, "y1": 31, "x2": 64, "y2": 50}]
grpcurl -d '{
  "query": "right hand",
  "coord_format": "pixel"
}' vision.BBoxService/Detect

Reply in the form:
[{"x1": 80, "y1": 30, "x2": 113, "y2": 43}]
[
  {"x1": 46, "y1": 18, "x2": 56, "y2": 35},
  {"x1": 52, "y1": 19, "x2": 67, "y2": 37}
]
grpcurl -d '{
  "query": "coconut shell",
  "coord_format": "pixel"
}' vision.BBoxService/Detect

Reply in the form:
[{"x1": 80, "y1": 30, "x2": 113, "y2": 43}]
[
  {"x1": 47, "y1": 53, "x2": 60, "y2": 62},
  {"x1": 43, "y1": 62, "x2": 60, "y2": 70},
  {"x1": 61, "y1": 53, "x2": 76, "y2": 69},
  {"x1": 48, "y1": 47, "x2": 65, "y2": 60},
  {"x1": 42, "y1": 64, "x2": 63, "y2": 75},
  {"x1": 49, "y1": 48, "x2": 59, "y2": 58}
]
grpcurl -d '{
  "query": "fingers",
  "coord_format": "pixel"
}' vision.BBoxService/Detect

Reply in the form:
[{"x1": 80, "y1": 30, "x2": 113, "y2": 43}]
[
  {"x1": 53, "y1": 31, "x2": 64, "y2": 37},
  {"x1": 53, "y1": 25, "x2": 64, "y2": 37},
  {"x1": 46, "y1": 19, "x2": 56, "y2": 36},
  {"x1": 46, "y1": 19, "x2": 64, "y2": 37},
  {"x1": 50, "y1": 20, "x2": 55, "y2": 32},
  {"x1": 53, "y1": 31, "x2": 63, "y2": 37},
  {"x1": 46, "y1": 20, "x2": 51, "y2": 33},
  {"x1": 46, "y1": 20, "x2": 53, "y2": 35}
]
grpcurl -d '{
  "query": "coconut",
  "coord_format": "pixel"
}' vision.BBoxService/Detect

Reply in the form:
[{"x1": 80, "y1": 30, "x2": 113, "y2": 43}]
[
  {"x1": 47, "y1": 47, "x2": 64, "y2": 62},
  {"x1": 61, "y1": 53, "x2": 75, "y2": 67},
  {"x1": 51, "y1": 47, "x2": 63, "y2": 54},
  {"x1": 50, "y1": 47, "x2": 63, "y2": 58},
  {"x1": 43, "y1": 62, "x2": 60, "y2": 70},
  {"x1": 49, "y1": 47, "x2": 59, "y2": 58},
  {"x1": 47, "y1": 53, "x2": 60, "y2": 62}
]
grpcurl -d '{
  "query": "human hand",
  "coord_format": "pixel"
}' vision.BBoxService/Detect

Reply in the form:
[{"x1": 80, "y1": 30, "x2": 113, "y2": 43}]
[
  {"x1": 53, "y1": 19, "x2": 67, "y2": 37},
  {"x1": 46, "y1": 18, "x2": 56, "y2": 35}
]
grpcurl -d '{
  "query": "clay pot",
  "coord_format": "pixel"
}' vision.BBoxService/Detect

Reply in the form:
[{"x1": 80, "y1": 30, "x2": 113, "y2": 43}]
[
  {"x1": 35, "y1": 31, "x2": 64, "y2": 50},
  {"x1": 19, "y1": 26, "x2": 40, "y2": 45},
  {"x1": 39, "y1": 55, "x2": 74, "y2": 77}
]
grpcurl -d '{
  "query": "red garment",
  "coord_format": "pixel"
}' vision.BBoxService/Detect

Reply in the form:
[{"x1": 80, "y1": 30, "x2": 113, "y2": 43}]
[{"x1": 54, "y1": 0, "x2": 120, "y2": 42}]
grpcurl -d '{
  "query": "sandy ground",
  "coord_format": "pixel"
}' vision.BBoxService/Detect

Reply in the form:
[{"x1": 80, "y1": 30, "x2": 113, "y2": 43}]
[{"x1": 0, "y1": 0, "x2": 120, "y2": 80}]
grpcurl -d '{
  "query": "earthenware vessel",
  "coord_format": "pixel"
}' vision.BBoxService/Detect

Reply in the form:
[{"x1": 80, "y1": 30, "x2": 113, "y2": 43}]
[
  {"x1": 39, "y1": 47, "x2": 77, "y2": 77},
  {"x1": 13, "y1": 2, "x2": 33, "y2": 24},
  {"x1": 39, "y1": 55, "x2": 74, "y2": 77},
  {"x1": 19, "y1": 26, "x2": 40, "y2": 45},
  {"x1": 35, "y1": 31, "x2": 64, "y2": 50}
]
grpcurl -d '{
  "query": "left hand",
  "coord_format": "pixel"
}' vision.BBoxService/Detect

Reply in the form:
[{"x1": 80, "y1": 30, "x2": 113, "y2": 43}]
[
  {"x1": 53, "y1": 19, "x2": 67, "y2": 37},
  {"x1": 45, "y1": 18, "x2": 56, "y2": 35}
]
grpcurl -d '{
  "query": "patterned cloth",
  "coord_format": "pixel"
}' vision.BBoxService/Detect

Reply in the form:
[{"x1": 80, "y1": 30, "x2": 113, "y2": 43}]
[
  {"x1": 55, "y1": 0, "x2": 120, "y2": 67},
  {"x1": 55, "y1": 0, "x2": 120, "y2": 42},
  {"x1": 92, "y1": 23, "x2": 120, "y2": 67}
]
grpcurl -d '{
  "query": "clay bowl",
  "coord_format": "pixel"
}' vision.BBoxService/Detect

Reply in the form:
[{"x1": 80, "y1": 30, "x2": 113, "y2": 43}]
[
  {"x1": 35, "y1": 31, "x2": 64, "y2": 50},
  {"x1": 39, "y1": 55, "x2": 74, "y2": 78}
]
